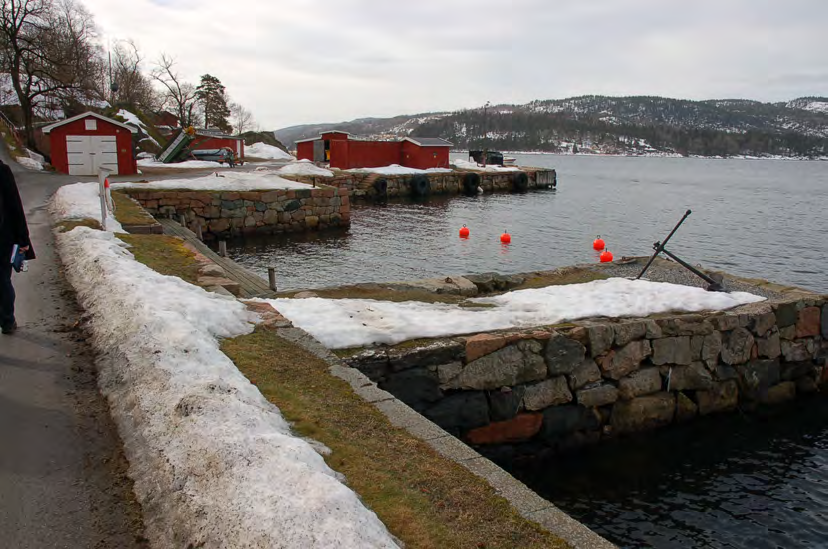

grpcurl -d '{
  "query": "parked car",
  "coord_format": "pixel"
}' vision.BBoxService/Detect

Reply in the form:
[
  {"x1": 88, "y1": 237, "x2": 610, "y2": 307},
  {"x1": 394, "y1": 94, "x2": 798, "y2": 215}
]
[{"x1": 190, "y1": 147, "x2": 236, "y2": 165}]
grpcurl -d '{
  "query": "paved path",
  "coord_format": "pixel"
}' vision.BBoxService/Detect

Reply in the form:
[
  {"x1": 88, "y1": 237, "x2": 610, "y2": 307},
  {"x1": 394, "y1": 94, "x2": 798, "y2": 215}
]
[{"x1": 0, "y1": 152, "x2": 145, "y2": 548}]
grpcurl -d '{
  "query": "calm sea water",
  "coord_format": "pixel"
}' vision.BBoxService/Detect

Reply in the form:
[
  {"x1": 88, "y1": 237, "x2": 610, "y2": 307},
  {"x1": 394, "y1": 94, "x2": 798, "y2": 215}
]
[
  {"x1": 227, "y1": 154, "x2": 828, "y2": 293},
  {"x1": 225, "y1": 155, "x2": 828, "y2": 548}
]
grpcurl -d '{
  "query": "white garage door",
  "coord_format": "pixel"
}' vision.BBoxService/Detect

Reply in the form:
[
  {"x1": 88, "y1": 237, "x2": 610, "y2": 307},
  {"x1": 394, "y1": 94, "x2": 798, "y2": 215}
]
[{"x1": 66, "y1": 135, "x2": 120, "y2": 176}]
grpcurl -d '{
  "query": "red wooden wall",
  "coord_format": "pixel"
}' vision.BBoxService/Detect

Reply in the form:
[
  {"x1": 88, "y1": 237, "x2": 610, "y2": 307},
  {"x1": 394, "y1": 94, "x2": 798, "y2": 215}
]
[
  {"x1": 401, "y1": 141, "x2": 450, "y2": 169},
  {"x1": 192, "y1": 137, "x2": 245, "y2": 159},
  {"x1": 297, "y1": 141, "x2": 314, "y2": 161},
  {"x1": 48, "y1": 116, "x2": 136, "y2": 175}
]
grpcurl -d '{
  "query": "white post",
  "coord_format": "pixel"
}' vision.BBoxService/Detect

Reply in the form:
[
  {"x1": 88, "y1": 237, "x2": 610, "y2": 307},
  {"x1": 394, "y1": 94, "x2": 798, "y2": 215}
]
[{"x1": 97, "y1": 167, "x2": 113, "y2": 230}]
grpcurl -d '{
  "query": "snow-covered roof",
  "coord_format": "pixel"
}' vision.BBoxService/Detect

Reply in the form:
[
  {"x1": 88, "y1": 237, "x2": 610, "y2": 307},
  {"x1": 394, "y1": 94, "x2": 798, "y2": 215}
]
[
  {"x1": 294, "y1": 136, "x2": 321, "y2": 144},
  {"x1": 43, "y1": 111, "x2": 138, "y2": 134},
  {"x1": 320, "y1": 130, "x2": 351, "y2": 135},
  {"x1": 403, "y1": 137, "x2": 453, "y2": 147},
  {"x1": 196, "y1": 128, "x2": 244, "y2": 140}
]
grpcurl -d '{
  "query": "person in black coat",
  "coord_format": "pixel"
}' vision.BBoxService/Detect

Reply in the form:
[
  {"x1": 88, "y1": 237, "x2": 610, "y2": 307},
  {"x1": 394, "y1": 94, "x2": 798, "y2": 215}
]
[{"x1": 0, "y1": 160, "x2": 34, "y2": 334}]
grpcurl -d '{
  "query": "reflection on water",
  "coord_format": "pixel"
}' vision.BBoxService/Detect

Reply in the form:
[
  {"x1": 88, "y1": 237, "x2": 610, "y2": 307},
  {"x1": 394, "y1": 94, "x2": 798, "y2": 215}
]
[
  {"x1": 225, "y1": 155, "x2": 828, "y2": 293},
  {"x1": 506, "y1": 396, "x2": 828, "y2": 549}
]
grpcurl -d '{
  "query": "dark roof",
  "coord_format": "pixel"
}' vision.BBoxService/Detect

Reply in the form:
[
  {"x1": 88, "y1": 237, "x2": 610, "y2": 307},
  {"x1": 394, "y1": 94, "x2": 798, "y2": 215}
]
[{"x1": 403, "y1": 137, "x2": 453, "y2": 147}]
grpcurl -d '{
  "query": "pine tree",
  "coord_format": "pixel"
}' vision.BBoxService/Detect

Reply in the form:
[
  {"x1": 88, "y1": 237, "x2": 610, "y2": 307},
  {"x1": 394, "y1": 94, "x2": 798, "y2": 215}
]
[{"x1": 195, "y1": 74, "x2": 232, "y2": 133}]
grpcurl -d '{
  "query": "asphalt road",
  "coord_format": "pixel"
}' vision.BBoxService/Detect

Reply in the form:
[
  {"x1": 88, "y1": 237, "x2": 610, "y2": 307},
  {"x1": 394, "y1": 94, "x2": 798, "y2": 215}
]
[{"x1": 0, "y1": 152, "x2": 145, "y2": 548}]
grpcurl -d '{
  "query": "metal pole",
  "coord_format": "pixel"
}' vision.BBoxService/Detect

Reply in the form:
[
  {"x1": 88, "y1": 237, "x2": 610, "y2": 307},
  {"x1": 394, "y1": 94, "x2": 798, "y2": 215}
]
[
  {"x1": 660, "y1": 248, "x2": 719, "y2": 286},
  {"x1": 179, "y1": 214, "x2": 187, "y2": 226},
  {"x1": 267, "y1": 267, "x2": 277, "y2": 291},
  {"x1": 97, "y1": 168, "x2": 112, "y2": 231},
  {"x1": 637, "y1": 209, "x2": 692, "y2": 279},
  {"x1": 219, "y1": 240, "x2": 227, "y2": 257}
]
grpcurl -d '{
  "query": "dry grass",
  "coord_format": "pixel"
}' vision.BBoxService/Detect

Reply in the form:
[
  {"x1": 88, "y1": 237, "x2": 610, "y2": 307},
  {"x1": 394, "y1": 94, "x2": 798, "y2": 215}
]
[
  {"x1": 55, "y1": 218, "x2": 103, "y2": 233},
  {"x1": 515, "y1": 267, "x2": 609, "y2": 291},
  {"x1": 222, "y1": 329, "x2": 568, "y2": 549},
  {"x1": 118, "y1": 234, "x2": 202, "y2": 285},
  {"x1": 112, "y1": 191, "x2": 158, "y2": 227}
]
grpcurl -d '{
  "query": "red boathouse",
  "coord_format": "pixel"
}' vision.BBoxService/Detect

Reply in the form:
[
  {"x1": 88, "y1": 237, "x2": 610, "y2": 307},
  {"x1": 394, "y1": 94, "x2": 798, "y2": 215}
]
[
  {"x1": 43, "y1": 112, "x2": 138, "y2": 176},
  {"x1": 296, "y1": 132, "x2": 452, "y2": 170}
]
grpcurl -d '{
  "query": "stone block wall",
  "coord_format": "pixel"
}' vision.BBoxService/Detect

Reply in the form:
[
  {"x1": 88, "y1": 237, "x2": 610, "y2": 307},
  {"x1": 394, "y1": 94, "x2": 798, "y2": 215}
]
[
  {"x1": 122, "y1": 187, "x2": 350, "y2": 239},
  {"x1": 344, "y1": 298, "x2": 827, "y2": 452}
]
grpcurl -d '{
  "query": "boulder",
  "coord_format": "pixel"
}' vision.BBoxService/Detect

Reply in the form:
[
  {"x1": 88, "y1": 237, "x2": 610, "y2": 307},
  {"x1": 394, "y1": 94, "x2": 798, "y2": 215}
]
[
  {"x1": 388, "y1": 339, "x2": 464, "y2": 372},
  {"x1": 568, "y1": 359, "x2": 602, "y2": 390},
  {"x1": 380, "y1": 368, "x2": 442, "y2": 411},
  {"x1": 600, "y1": 340, "x2": 652, "y2": 380},
  {"x1": 437, "y1": 362, "x2": 463, "y2": 385},
  {"x1": 523, "y1": 377, "x2": 572, "y2": 410},
  {"x1": 721, "y1": 327, "x2": 755, "y2": 365},
  {"x1": 586, "y1": 324, "x2": 614, "y2": 357},
  {"x1": 424, "y1": 392, "x2": 490, "y2": 433},
  {"x1": 756, "y1": 330, "x2": 782, "y2": 360},
  {"x1": 796, "y1": 307, "x2": 821, "y2": 338},
  {"x1": 781, "y1": 341, "x2": 811, "y2": 362},
  {"x1": 613, "y1": 321, "x2": 646, "y2": 346},
  {"x1": 675, "y1": 392, "x2": 698, "y2": 422},
  {"x1": 465, "y1": 413, "x2": 543, "y2": 445},
  {"x1": 540, "y1": 405, "x2": 601, "y2": 439},
  {"x1": 652, "y1": 336, "x2": 692, "y2": 366},
  {"x1": 775, "y1": 302, "x2": 798, "y2": 328},
  {"x1": 489, "y1": 386, "x2": 526, "y2": 422},
  {"x1": 577, "y1": 383, "x2": 619, "y2": 408},
  {"x1": 696, "y1": 380, "x2": 739, "y2": 415},
  {"x1": 735, "y1": 359, "x2": 780, "y2": 401},
  {"x1": 668, "y1": 362, "x2": 714, "y2": 391},
  {"x1": 618, "y1": 368, "x2": 662, "y2": 400},
  {"x1": 659, "y1": 316, "x2": 715, "y2": 336},
  {"x1": 762, "y1": 381, "x2": 796, "y2": 405},
  {"x1": 465, "y1": 333, "x2": 513, "y2": 363},
  {"x1": 701, "y1": 331, "x2": 722, "y2": 367},
  {"x1": 451, "y1": 340, "x2": 546, "y2": 390},
  {"x1": 610, "y1": 393, "x2": 675, "y2": 434},
  {"x1": 544, "y1": 333, "x2": 587, "y2": 375},
  {"x1": 715, "y1": 364, "x2": 739, "y2": 382},
  {"x1": 751, "y1": 312, "x2": 777, "y2": 337}
]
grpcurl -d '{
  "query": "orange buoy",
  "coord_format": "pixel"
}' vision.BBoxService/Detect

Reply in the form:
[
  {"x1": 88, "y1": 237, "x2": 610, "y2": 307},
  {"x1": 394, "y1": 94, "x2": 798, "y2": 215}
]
[
  {"x1": 459, "y1": 224, "x2": 470, "y2": 238},
  {"x1": 600, "y1": 249, "x2": 613, "y2": 263},
  {"x1": 500, "y1": 231, "x2": 511, "y2": 244},
  {"x1": 592, "y1": 235, "x2": 605, "y2": 251}
]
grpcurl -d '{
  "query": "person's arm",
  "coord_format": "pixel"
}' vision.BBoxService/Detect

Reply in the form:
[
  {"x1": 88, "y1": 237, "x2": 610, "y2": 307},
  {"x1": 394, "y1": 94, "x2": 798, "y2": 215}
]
[{"x1": 0, "y1": 163, "x2": 31, "y2": 249}]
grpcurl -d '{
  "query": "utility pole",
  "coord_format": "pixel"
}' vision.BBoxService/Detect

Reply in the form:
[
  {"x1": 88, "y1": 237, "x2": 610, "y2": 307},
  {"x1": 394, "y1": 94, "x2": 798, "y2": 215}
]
[
  {"x1": 482, "y1": 101, "x2": 491, "y2": 167},
  {"x1": 108, "y1": 41, "x2": 119, "y2": 107}
]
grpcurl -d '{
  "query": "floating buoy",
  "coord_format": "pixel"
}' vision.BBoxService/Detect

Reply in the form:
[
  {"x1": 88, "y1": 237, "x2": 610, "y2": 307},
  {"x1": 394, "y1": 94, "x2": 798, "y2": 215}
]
[
  {"x1": 592, "y1": 235, "x2": 605, "y2": 251},
  {"x1": 459, "y1": 224, "x2": 470, "y2": 238},
  {"x1": 600, "y1": 249, "x2": 613, "y2": 263},
  {"x1": 500, "y1": 231, "x2": 511, "y2": 244}
]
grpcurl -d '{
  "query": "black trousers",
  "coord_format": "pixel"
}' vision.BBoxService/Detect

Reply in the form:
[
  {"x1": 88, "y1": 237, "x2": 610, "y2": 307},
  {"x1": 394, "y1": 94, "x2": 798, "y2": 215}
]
[{"x1": 0, "y1": 257, "x2": 14, "y2": 327}]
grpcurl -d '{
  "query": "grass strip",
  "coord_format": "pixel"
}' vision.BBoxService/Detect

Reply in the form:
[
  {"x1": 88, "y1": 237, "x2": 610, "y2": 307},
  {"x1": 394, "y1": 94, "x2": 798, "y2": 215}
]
[
  {"x1": 222, "y1": 328, "x2": 568, "y2": 549},
  {"x1": 112, "y1": 191, "x2": 159, "y2": 227},
  {"x1": 118, "y1": 234, "x2": 202, "y2": 285}
]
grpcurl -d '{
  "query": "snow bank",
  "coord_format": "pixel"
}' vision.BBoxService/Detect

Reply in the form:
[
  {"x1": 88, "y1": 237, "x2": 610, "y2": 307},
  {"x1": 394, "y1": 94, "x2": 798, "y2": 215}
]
[
  {"x1": 267, "y1": 278, "x2": 765, "y2": 349},
  {"x1": 114, "y1": 171, "x2": 315, "y2": 192},
  {"x1": 53, "y1": 226, "x2": 398, "y2": 548},
  {"x1": 138, "y1": 158, "x2": 224, "y2": 169},
  {"x1": 51, "y1": 182, "x2": 123, "y2": 232},
  {"x1": 246, "y1": 142, "x2": 295, "y2": 161},
  {"x1": 451, "y1": 158, "x2": 521, "y2": 172},
  {"x1": 279, "y1": 159, "x2": 334, "y2": 177},
  {"x1": 117, "y1": 109, "x2": 148, "y2": 131},
  {"x1": 347, "y1": 164, "x2": 453, "y2": 175},
  {"x1": 16, "y1": 155, "x2": 43, "y2": 170}
]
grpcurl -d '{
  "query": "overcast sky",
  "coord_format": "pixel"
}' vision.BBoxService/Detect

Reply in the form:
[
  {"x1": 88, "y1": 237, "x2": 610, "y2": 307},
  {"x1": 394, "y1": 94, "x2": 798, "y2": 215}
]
[{"x1": 84, "y1": 0, "x2": 828, "y2": 129}]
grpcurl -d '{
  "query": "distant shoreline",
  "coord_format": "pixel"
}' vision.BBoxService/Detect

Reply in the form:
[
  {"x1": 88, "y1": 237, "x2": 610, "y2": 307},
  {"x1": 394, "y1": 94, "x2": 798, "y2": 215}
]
[{"x1": 450, "y1": 150, "x2": 828, "y2": 161}]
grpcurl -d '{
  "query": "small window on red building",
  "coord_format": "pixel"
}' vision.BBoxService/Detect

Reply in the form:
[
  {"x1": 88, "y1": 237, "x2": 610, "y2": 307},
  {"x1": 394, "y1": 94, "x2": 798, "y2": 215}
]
[{"x1": 85, "y1": 119, "x2": 97, "y2": 130}]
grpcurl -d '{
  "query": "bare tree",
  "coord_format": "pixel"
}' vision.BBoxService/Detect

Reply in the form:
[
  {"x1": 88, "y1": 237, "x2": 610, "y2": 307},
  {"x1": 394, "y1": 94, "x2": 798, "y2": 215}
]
[
  {"x1": 109, "y1": 39, "x2": 159, "y2": 111},
  {"x1": 151, "y1": 53, "x2": 200, "y2": 128},
  {"x1": 0, "y1": 0, "x2": 103, "y2": 148},
  {"x1": 230, "y1": 101, "x2": 254, "y2": 135}
]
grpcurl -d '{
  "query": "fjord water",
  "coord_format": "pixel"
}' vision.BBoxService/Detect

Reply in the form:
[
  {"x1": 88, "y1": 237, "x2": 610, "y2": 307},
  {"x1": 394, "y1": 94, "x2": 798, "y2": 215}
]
[{"x1": 228, "y1": 154, "x2": 828, "y2": 293}]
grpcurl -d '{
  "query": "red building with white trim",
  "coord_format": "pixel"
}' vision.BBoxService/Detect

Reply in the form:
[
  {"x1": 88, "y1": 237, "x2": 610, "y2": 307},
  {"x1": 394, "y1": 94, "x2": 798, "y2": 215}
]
[
  {"x1": 43, "y1": 112, "x2": 138, "y2": 176},
  {"x1": 296, "y1": 132, "x2": 451, "y2": 169}
]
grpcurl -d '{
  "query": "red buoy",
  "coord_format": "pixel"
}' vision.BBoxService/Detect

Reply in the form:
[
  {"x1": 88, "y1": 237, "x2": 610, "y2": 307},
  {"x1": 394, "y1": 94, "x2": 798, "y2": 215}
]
[
  {"x1": 459, "y1": 224, "x2": 470, "y2": 238},
  {"x1": 500, "y1": 231, "x2": 511, "y2": 244},
  {"x1": 104, "y1": 178, "x2": 110, "y2": 189},
  {"x1": 592, "y1": 235, "x2": 605, "y2": 251},
  {"x1": 600, "y1": 249, "x2": 613, "y2": 263}
]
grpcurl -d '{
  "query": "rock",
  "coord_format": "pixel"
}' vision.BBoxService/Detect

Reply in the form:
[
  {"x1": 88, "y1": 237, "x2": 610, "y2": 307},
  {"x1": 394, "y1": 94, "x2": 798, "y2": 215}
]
[
  {"x1": 613, "y1": 321, "x2": 646, "y2": 346},
  {"x1": 710, "y1": 314, "x2": 744, "y2": 332},
  {"x1": 715, "y1": 364, "x2": 739, "y2": 381},
  {"x1": 781, "y1": 340, "x2": 810, "y2": 362},
  {"x1": 610, "y1": 393, "x2": 675, "y2": 434},
  {"x1": 465, "y1": 333, "x2": 513, "y2": 363},
  {"x1": 489, "y1": 386, "x2": 526, "y2": 422},
  {"x1": 388, "y1": 340, "x2": 463, "y2": 372},
  {"x1": 586, "y1": 324, "x2": 614, "y2": 357},
  {"x1": 452, "y1": 340, "x2": 546, "y2": 390},
  {"x1": 465, "y1": 413, "x2": 543, "y2": 445},
  {"x1": 600, "y1": 340, "x2": 652, "y2": 380},
  {"x1": 284, "y1": 199, "x2": 302, "y2": 212},
  {"x1": 523, "y1": 377, "x2": 572, "y2": 410},
  {"x1": 779, "y1": 325, "x2": 797, "y2": 340},
  {"x1": 424, "y1": 392, "x2": 490, "y2": 433},
  {"x1": 437, "y1": 362, "x2": 463, "y2": 385},
  {"x1": 721, "y1": 327, "x2": 755, "y2": 365},
  {"x1": 449, "y1": 276, "x2": 479, "y2": 297},
  {"x1": 775, "y1": 302, "x2": 798, "y2": 328},
  {"x1": 540, "y1": 405, "x2": 601, "y2": 439},
  {"x1": 781, "y1": 361, "x2": 816, "y2": 382},
  {"x1": 701, "y1": 331, "x2": 722, "y2": 368},
  {"x1": 544, "y1": 333, "x2": 586, "y2": 375},
  {"x1": 823, "y1": 304, "x2": 828, "y2": 338},
  {"x1": 691, "y1": 335, "x2": 704, "y2": 361},
  {"x1": 763, "y1": 382, "x2": 796, "y2": 405},
  {"x1": 618, "y1": 368, "x2": 662, "y2": 400},
  {"x1": 796, "y1": 307, "x2": 821, "y2": 338},
  {"x1": 199, "y1": 264, "x2": 226, "y2": 277},
  {"x1": 796, "y1": 376, "x2": 818, "y2": 394},
  {"x1": 305, "y1": 215, "x2": 319, "y2": 228},
  {"x1": 751, "y1": 312, "x2": 777, "y2": 337},
  {"x1": 344, "y1": 349, "x2": 389, "y2": 381},
  {"x1": 675, "y1": 392, "x2": 697, "y2": 422},
  {"x1": 659, "y1": 316, "x2": 715, "y2": 336},
  {"x1": 668, "y1": 362, "x2": 714, "y2": 391},
  {"x1": 197, "y1": 276, "x2": 241, "y2": 296},
  {"x1": 380, "y1": 368, "x2": 442, "y2": 411},
  {"x1": 577, "y1": 383, "x2": 619, "y2": 408},
  {"x1": 652, "y1": 336, "x2": 692, "y2": 366},
  {"x1": 465, "y1": 272, "x2": 525, "y2": 293},
  {"x1": 696, "y1": 380, "x2": 739, "y2": 415},
  {"x1": 208, "y1": 218, "x2": 231, "y2": 233},
  {"x1": 568, "y1": 359, "x2": 602, "y2": 390},
  {"x1": 644, "y1": 320, "x2": 662, "y2": 339},
  {"x1": 757, "y1": 330, "x2": 782, "y2": 360}
]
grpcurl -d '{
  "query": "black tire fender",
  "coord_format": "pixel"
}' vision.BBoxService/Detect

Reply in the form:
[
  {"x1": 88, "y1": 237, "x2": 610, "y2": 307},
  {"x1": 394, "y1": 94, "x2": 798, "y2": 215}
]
[
  {"x1": 512, "y1": 172, "x2": 529, "y2": 193},
  {"x1": 462, "y1": 172, "x2": 480, "y2": 196},
  {"x1": 410, "y1": 174, "x2": 431, "y2": 196},
  {"x1": 373, "y1": 177, "x2": 388, "y2": 194}
]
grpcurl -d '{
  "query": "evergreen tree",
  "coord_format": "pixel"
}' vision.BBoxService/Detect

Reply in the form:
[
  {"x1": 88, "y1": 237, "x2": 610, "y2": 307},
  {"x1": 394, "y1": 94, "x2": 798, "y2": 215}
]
[{"x1": 195, "y1": 74, "x2": 232, "y2": 133}]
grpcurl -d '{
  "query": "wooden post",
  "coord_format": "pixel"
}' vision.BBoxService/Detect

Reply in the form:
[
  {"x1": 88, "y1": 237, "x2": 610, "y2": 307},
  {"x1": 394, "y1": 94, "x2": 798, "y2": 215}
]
[
  {"x1": 268, "y1": 267, "x2": 277, "y2": 291},
  {"x1": 195, "y1": 223, "x2": 203, "y2": 241},
  {"x1": 219, "y1": 240, "x2": 227, "y2": 257},
  {"x1": 179, "y1": 214, "x2": 187, "y2": 226}
]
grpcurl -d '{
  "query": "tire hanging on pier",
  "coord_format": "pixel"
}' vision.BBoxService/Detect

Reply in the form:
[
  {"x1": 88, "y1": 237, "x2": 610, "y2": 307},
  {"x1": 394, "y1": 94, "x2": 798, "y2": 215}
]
[
  {"x1": 373, "y1": 177, "x2": 388, "y2": 196},
  {"x1": 410, "y1": 174, "x2": 431, "y2": 197},
  {"x1": 462, "y1": 172, "x2": 480, "y2": 196},
  {"x1": 511, "y1": 172, "x2": 529, "y2": 193}
]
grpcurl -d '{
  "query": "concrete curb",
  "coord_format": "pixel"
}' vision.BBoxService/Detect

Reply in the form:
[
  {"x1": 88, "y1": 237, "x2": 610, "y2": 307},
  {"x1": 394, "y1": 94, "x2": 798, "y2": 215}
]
[{"x1": 277, "y1": 326, "x2": 616, "y2": 549}]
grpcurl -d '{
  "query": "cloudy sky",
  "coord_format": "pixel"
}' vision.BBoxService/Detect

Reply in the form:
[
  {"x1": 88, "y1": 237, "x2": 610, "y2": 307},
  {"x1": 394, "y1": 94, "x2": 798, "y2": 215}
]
[{"x1": 84, "y1": 0, "x2": 828, "y2": 129}]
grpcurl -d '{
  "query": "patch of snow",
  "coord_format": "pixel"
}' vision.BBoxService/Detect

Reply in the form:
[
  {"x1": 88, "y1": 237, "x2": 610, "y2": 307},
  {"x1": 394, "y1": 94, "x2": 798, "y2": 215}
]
[
  {"x1": 138, "y1": 158, "x2": 224, "y2": 169},
  {"x1": 114, "y1": 171, "x2": 316, "y2": 192},
  {"x1": 52, "y1": 226, "x2": 398, "y2": 548},
  {"x1": 347, "y1": 164, "x2": 453, "y2": 175},
  {"x1": 451, "y1": 158, "x2": 521, "y2": 172},
  {"x1": 266, "y1": 278, "x2": 765, "y2": 349},
  {"x1": 15, "y1": 156, "x2": 43, "y2": 170},
  {"x1": 117, "y1": 108, "x2": 148, "y2": 130},
  {"x1": 136, "y1": 151, "x2": 155, "y2": 160},
  {"x1": 278, "y1": 160, "x2": 334, "y2": 177},
  {"x1": 246, "y1": 142, "x2": 295, "y2": 161},
  {"x1": 50, "y1": 183, "x2": 123, "y2": 232}
]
